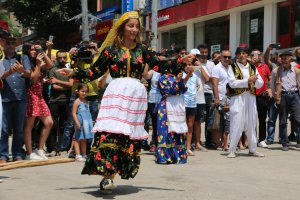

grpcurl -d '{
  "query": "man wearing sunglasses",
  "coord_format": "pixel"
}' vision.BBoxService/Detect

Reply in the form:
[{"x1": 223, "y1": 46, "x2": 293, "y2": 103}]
[{"x1": 211, "y1": 50, "x2": 232, "y2": 150}]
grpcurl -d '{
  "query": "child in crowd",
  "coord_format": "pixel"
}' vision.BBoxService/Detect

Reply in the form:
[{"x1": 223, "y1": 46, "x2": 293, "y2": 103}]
[{"x1": 72, "y1": 83, "x2": 94, "y2": 162}]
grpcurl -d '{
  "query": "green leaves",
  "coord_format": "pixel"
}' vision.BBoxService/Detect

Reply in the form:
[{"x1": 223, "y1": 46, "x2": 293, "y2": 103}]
[{"x1": 7, "y1": 0, "x2": 82, "y2": 48}]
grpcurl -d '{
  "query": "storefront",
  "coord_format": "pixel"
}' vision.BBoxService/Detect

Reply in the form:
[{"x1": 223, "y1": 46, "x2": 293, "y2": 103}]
[{"x1": 149, "y1": 0, "x2": 297, "y2": 54}]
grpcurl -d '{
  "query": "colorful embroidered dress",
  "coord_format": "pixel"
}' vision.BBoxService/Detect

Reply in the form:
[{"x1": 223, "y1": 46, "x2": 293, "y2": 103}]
[
  {"x1": 75, "y1": 43, "x2": 185, "y2": 179},
  {"x1": 155, "y1": 74, "x2": 188, "y2": 164}
]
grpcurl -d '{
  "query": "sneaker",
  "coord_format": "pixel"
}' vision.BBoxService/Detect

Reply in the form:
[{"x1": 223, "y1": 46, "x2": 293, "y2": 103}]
[
  {"x1": 25, "y1": 153, "x2": 44, "y2": 160},
  {"x1": 35, "y1": 149, "x2": 48, "y2": 160},
  {"x1": 100, "y1": 178, "x2": 116, "y2": 190},
  {"x1": 266, "y1": 140, "x2": 273, "y2": 145},
  {"x1": 75, "y1": 155, "x2": 86, "y2": 162},
  {"x1": 258, "y1": 141, "x2": 268, "y2": 148},
  {"x1": 227, "y1": 152, "x2": 236, "y2": 158},
  {"x1": 248, "y1": 151, "x2": 265, "y2": 157}
]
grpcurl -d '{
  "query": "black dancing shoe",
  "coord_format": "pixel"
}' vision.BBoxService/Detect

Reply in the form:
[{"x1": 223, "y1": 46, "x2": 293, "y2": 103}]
[{"x1": 100, "y1": 178, "x2": 116, "y2": 190}]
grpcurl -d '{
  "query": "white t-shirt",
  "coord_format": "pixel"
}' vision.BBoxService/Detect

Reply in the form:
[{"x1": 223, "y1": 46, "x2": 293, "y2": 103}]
[
  {"x1": 194, "y1": 65, "x2": 209, "y2": 104},
  {"x1": 183, "y1": 72, "x2": 199, "y2": 108},
  {"x1": 202, "y1": 60, "x2": 215, "y2": 94},
  {"x1": 148, "y1": 71, "x2": 162, "y2": 103},
  {"x1": 211, "y1": 62, "x2": 229, "y2": 101}
]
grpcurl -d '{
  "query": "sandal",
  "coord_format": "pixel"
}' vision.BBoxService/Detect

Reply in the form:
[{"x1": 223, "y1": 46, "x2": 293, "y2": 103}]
[
  {"x1": 195, "y1": 146, "x2": 208, "y2": 152},
  {"x1": 187, "y1": 149, "x2": 195, "y2": 156}
]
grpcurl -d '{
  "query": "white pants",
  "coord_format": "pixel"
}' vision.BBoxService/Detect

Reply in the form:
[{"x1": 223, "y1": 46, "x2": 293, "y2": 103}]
[{"x1": 229, "y1": 91, "x2": 257, "y2": 153}]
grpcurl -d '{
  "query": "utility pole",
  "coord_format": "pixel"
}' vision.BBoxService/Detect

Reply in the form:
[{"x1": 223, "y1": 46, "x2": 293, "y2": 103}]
[
  {"x1": 68, "y1": 0, "x2": 101, "y2": 41},
  {"x1": 81, "y1": 0, "x2": 89, "y2": 41},
  {"x1": 151, "y1": 0, "x2": 158, "y2": 51}
]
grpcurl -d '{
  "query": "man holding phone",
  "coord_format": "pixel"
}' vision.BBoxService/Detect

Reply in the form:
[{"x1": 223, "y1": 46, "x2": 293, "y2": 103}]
[{"x1": 251, "y1": 50, "x2": 272, "y2": 148}]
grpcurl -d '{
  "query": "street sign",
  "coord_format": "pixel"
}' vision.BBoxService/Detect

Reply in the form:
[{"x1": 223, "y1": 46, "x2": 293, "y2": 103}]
[
  {"x1": 122, "y1": 0, "x2": 134, "y2": 14},
  {"x1": 96, "y1": 6, "x2": 118, "y2": 21}
]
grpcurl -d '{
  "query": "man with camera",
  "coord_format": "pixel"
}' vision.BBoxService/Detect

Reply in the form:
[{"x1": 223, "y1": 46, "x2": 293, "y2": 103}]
[{"x1": 251, "y1": 49, "x2": 272, "y2": 148}]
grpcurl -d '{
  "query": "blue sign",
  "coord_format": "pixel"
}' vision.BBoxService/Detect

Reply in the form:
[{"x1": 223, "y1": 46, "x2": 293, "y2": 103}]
[
  {"x1": 122, "y1": 0, "x2": 134, "y2": 14},
  {"x1": 96, "y1": 5, "x2": 118, "y2": 21}
]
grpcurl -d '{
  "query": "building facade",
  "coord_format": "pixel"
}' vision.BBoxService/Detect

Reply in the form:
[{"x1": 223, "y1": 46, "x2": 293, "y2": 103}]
[{"x1": 146, "y1": 0, "x2": 300, "y2": 55}]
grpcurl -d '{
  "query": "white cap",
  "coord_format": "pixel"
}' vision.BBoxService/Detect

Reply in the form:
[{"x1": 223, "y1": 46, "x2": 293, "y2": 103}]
[{"x1": 190, "y1": 48, "x2": 201, "y2": 55}]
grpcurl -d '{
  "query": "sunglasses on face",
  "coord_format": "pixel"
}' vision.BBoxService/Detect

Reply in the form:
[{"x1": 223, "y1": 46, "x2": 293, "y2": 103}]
[
  {"x1": 57, "y1": 56, "x2": 67, "y2": 59},
  {"x1": 223, "y1": 56, "x2": 231, "y2": 59}
]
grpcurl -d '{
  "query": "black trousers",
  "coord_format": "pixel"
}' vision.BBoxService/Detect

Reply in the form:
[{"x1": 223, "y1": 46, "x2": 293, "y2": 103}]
[{"x1": 256, "y1": 95, "x2": 269, "y2": 142}]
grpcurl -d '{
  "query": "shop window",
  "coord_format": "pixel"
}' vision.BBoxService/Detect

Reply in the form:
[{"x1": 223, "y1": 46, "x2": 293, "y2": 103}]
[
  {"x1": 161, "y1": 26, "x2": 187, "y2": 50},
  {"x1": 241, "y1": 8, "x2": 264, "y2": 51}
]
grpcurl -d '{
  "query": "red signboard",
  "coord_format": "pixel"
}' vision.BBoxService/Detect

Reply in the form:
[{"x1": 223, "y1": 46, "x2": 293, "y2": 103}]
[
  {"x1": 150, "y1": 0, "x2": 261, "y2": 28},
  {"x1": 96, "y1": 19, "x2": 113, "y2": 41}
]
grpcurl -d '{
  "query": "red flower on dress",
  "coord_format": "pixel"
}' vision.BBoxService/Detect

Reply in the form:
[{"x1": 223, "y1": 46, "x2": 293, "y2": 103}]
[
  {"x1": 100, "y1": 135, "x2": 106, "y2": 142},
  {"x1": 106, "y1": 161, "x2": 111, "y2": 169},
  {"x1": 104, "y1": 50, "x2": 109, "y2": 59},
  {"x1": 111, "y1": 64, "x2": 118, "y2": 72},
  {"x1": 122, "y1": 51, "x2": 129, "y2": 59},
  {"x1": 137, "y1": 55, "x2": 143, "y2": 63},
  {"x1": 113, "y1": 155, "x2": 118, "y2": 162},
  {"x1": 88, "y1": 69, "x2": 93, "y2": 77},
  {"x1": 153, "y1": 65, "x2": 158, "y2": 72},
  {"x1": 96, "y1": 152, "x2": 102, "y2": 160}
]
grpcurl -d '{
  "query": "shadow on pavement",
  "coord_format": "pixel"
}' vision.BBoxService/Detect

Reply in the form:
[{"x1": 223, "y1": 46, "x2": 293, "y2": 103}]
[{"x1": 60, "y1": 185, "x2": 184, "y2": 199}]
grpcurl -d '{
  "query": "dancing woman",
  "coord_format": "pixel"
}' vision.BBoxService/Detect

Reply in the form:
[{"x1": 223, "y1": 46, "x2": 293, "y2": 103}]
[{"x1": 59, "y1": 11, "x2": 194, "y2": 194}]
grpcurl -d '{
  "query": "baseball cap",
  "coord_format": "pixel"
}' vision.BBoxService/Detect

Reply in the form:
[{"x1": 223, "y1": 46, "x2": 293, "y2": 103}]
[
  {"x1": 279, "y1": 51, "x2": 292, "y2": 57},
  {"x1": 190, "y1": 48, "x2": 201, "y2": 55}
]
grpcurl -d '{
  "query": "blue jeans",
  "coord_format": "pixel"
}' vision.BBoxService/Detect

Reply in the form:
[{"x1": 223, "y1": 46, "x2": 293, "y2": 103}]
[
  {"x1": 267, "y1": 98, "x2": 279, "y2": 143},
  {"x1": 0, "y1": 101, "x2": 27, "y2": 160},
  {"x1": 59, "y1": 99, "x2": 74, "y2": 151},
  {"x1": 279, "y1": 93, "x2": 300, "y2": 146}
]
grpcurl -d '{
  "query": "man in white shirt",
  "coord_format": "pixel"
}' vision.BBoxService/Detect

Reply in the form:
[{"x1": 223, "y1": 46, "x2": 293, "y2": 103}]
[
  {"x1": 197, "y1": 44, "x2": 216, "y2": 144},
  {"x1": 227, "y1": 46, "x2": 264, "y2": 158},
  {"x1": 212, "y1": 50, "x2": 231, "y2": 150}
]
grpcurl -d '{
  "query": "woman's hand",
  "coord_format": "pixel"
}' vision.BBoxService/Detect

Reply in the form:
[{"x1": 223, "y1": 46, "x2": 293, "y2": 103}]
[
  {"x1": 36, "y1": 53, "x2": 45, "y2": 67},
  {"x1": 56, "y1": 68, "x2": 74, "y2": 77}
]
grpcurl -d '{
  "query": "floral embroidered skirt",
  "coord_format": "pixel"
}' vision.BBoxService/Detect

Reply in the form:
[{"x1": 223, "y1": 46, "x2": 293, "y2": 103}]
[
  {"x1": 81, "y1": 132, "x2": 141, "y2": 179},
  {"x1": 155, "y1": 99, "x2": 187, "y2": 164}
]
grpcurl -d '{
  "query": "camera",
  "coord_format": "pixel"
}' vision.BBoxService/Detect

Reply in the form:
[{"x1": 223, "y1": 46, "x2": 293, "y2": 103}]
[
  {"x1": 271, "y1": 43, "x2": 281, "y2": 49},
  {"x1": 72, "y1": 42, "x2": 93, "y2": 64}
]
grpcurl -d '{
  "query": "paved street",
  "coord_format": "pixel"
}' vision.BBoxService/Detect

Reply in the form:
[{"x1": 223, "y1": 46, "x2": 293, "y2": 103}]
[{"x1": 1, "y1": 142, "x2": 300, "y2": 200}]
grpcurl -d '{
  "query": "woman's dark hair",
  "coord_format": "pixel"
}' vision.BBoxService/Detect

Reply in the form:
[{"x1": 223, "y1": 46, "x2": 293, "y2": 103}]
[{"x1": 22, "y1": 42, "x2": 36, "y2": 68}]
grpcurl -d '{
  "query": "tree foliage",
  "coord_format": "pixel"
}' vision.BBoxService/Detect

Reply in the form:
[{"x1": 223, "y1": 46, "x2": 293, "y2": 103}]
[{"x1": 7, "y1": 0, "x2": 82, "y2": 48}]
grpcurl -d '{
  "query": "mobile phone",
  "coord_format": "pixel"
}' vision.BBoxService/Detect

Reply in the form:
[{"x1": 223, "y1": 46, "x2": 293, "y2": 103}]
[
  {"x1": 35, "y1": 47, "x2": 43, "y2": 54},
  {"x1": 271, "y1": 43, "x2": 281, "y2": 49},
  {"x1": 49, "y1": 35, "x2": 54, "y2": 42}
]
